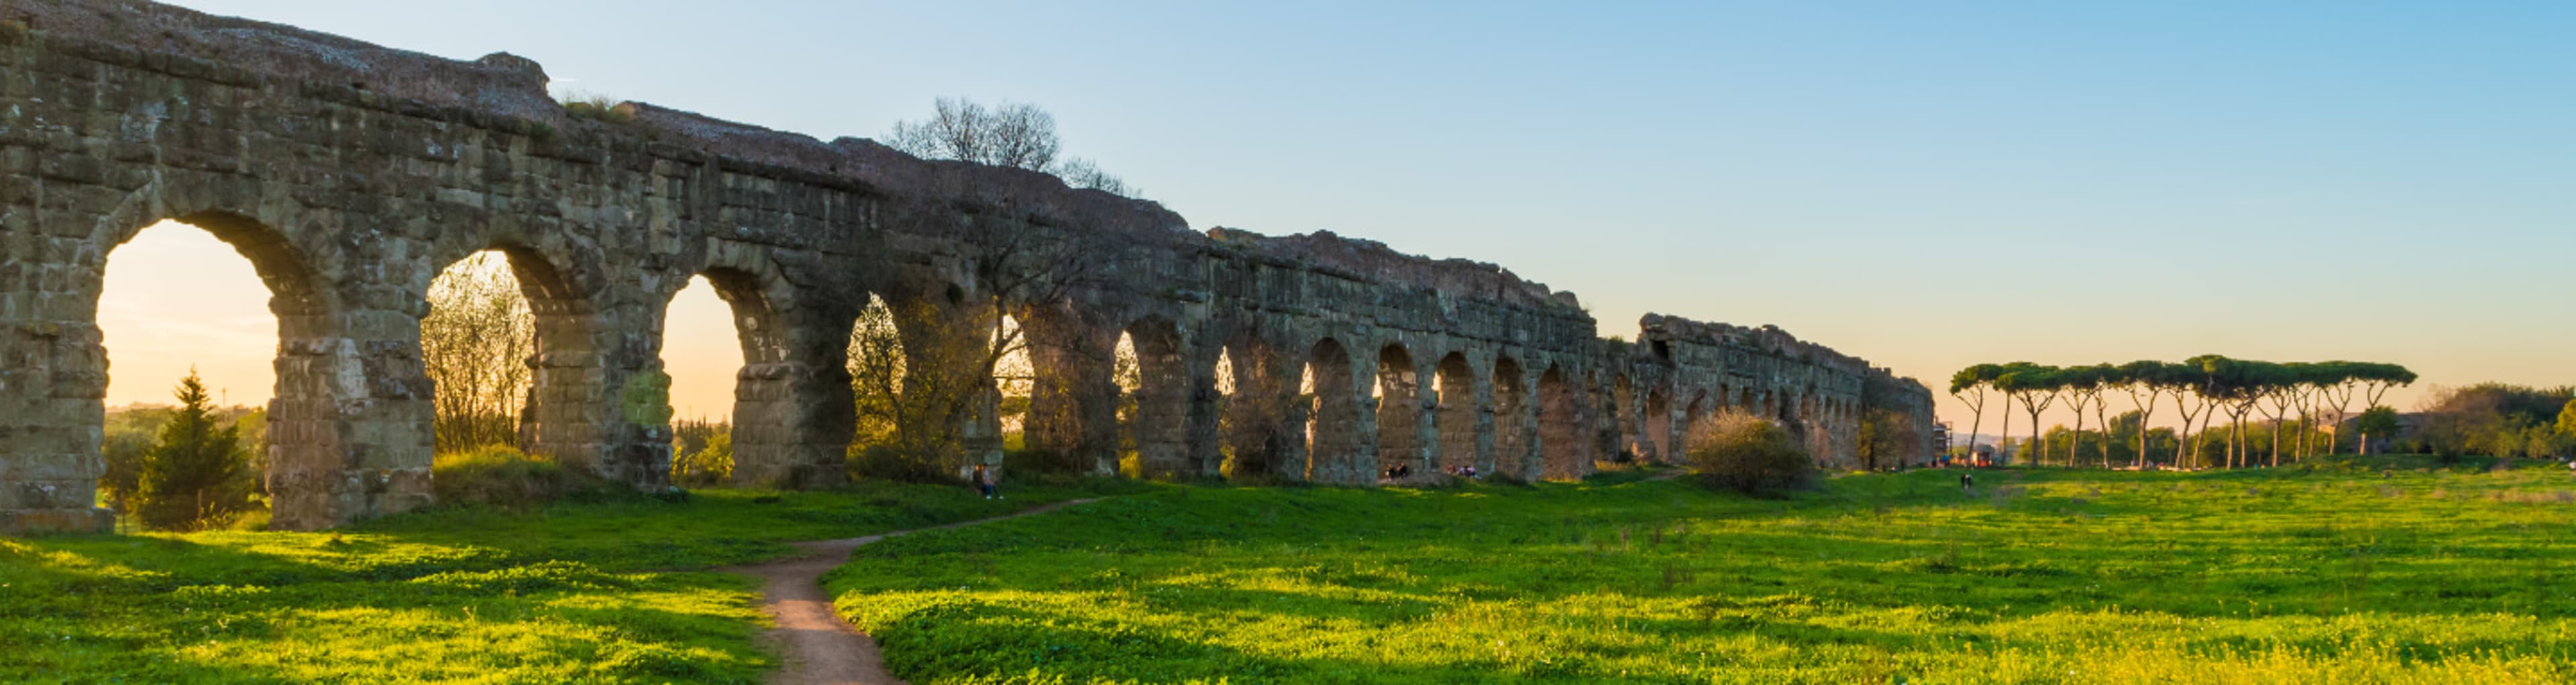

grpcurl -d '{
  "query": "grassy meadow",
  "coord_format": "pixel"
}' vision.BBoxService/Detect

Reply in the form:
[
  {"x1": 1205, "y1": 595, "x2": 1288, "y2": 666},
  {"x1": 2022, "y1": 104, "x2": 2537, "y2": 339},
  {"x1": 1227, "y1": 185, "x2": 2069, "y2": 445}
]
[
  {"x1": 0, "y1": 479, "x2": 1143, "y2": 684},
  {"x1": 824, "y1": 460, "x2": 2576, "y2": 684}
]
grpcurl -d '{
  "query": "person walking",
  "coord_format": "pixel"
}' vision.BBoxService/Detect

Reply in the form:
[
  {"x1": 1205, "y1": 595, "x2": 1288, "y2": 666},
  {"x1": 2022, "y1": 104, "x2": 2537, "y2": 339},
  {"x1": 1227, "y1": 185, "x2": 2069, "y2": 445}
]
[{"x1": 973, "y1": 464, "x2": 998, "y2": 500}]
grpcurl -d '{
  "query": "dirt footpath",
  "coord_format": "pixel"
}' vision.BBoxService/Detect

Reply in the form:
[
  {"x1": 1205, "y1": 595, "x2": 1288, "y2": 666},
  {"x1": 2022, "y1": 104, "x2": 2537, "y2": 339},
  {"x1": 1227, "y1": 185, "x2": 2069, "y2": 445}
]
[{"x1": 729, "y1": 498, "x2": 1099, "y2": 685}]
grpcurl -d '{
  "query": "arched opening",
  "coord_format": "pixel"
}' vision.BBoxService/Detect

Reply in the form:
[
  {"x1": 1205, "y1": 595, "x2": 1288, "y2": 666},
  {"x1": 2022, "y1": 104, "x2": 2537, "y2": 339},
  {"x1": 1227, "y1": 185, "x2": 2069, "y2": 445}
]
[
  {"x1": 1682, "y1": 391, "x2": 1707, "y2": 456},
  {"x1": 1491, "y1": 357, "x2": 1527, "y2": 475},
  {"x1": 1434, "y1": 352, "x2": 1477, "y2": 472},
  {"x1": 994, "y1": 315, "x2": 1032, "y2": 455},
  {"x1": 1218, "y1": 338, "x2": 1279, "y2": 478},
  {"x1": 1612, "y1": 374, "x2": 1637, "y2": 460},
  {"x1": 1304, "y1": 338, "x2": 1357, "y2": 482},
  {"x1": 1375, "y1": 343, "x2": 1421, "y2": 478},
  {"x1": 417, "y1": 247, "x2": 598, "y2": 470},
  {"x1": 844, "y1": 288, "x2": 1030, "y2": 482},
  {"x1": 94, "y1": 215, "x2": 333, "y2": 529},
  {"x1": 1536, "y1": 366, "x2": 1577, "y2": 479},
  {"x1": 1803, "y1": 393, "x2": 1827, "y2": 462},
  {"x1": 1737, "y1": 386, "x2": 1756, "y2": 414},
  {"x1": 1113, "y1": 331, "x2": 1140, "y2": 469},
  {"x1": 1210, "y1": 344, "x2": 1238, "y2": 474},
  {"x1": 1118, "y1": 319, "x2": 1186, "y2": 476},
  {"x1": 1642, "y1": 386, "x2": 1671, "y2": 463},
  {"x1": 421, "y1": 251, "x2": 533, "y2": 455},
  {"x1": 845, "y1": 293, "x2": 905, "y2": 475},
  {"x1": 659, "y1": 272, "x2": 767, "y2": 486}
]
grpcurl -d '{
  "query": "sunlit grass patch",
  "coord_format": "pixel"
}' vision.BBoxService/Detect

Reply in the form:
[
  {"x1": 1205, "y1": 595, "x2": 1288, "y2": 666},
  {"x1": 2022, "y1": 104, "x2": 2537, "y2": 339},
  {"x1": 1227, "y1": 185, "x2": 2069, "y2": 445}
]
[
  {"x1": 0, "y1": 478, "x2": 1144, "y2": 683},
  {"x1": 828, "y1": 466, "x2": 2576, "y2": 684}
]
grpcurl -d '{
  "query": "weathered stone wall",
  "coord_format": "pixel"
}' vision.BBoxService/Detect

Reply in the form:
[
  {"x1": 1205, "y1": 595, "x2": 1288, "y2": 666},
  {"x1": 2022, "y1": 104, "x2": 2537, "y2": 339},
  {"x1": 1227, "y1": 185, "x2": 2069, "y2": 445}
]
[
  {"x1": 0, "y1": 0, "x2": 1925, "y2": 533},
  {"x1": 1597, "y1": 315, "x2": 1935, "y2": 470}
]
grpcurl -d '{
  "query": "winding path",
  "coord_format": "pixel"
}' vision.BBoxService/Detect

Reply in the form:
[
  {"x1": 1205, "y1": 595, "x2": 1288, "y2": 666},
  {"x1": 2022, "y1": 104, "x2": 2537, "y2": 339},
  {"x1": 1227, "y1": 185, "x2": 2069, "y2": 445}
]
[{"x1": 730, "y1": 498, "x2": 1100, "y2": 685}]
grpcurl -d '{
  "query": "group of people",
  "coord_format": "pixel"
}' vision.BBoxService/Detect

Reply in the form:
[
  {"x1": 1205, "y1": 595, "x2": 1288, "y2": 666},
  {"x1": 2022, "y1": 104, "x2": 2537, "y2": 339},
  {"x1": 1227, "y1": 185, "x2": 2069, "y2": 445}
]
[
  {"x1": 971, "y1": 464, "x2": 999, "y2": 499},
  {"x1": 1379, "y1": 462, "x2": 1485, "y2": 480}
]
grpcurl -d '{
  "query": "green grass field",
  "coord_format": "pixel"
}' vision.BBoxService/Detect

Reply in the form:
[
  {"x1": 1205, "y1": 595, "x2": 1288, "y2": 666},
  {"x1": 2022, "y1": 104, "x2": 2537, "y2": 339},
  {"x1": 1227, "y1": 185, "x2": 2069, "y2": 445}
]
[
  {"x1": 824, "y1": 460, "x2": 2576, "y2": 684},
  {"x1": 0, "y1": 479, "x2": 1144, "y2": 684},
  {"x1": 9, "y1": 459, "x2": 2573, "y2": 683}
]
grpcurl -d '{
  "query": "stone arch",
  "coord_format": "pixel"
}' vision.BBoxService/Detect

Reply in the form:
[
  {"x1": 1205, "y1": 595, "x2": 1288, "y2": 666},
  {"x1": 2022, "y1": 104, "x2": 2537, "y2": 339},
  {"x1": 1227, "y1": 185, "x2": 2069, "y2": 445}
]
[
  {"x1": 1434, "y1": 352, "x2": 1479, "y2": 472},
  {"x1": 1374, "y1": 342, "x2": 1423, "y2": 478},
  {"x1": 1682, "y1": 390, "x2": 1708, "y2": 456},
  {"x1": 87, "y1": 211, "x2": 374, "y2": 531},
  {"x1": 1121, "y1": 317, "x2": 1189, "y2": 476},
  {"x1": 842, "y1": 289, "x2": 908, "y2": 458},
  {"x1": 1612, "y1": 374, "x2": 1638, "y2": 459},
  {"x1": 1018, "y1": 303, "x2": 1120, "y2": 475},
  {"x1": 992, "y1": 313, "x2": 1033, "y2": 456},
  {"x1": 418, "y1": 242, "x2": 620, "y2": 476},
  {"x1": 1218, "y1": 334, "x2": 1289, "y2": 478},
  {"x1": 1491, "y1": 356, "x2": 1527, "y2": 476},
  {"x1": 1642, "y1": 386, "x2": 1672, "y2": 463},
  {"x1": 97, "y1": 211, "x2": 337, "y2": 329},
  {"x1": 1536, "y1": 366, "x2": 1580, "y2": 479},
  {"x1": 662, "y1": 243, "x2": 849, "y2": 489},
  {"x1": 1304, "y1": 337, "x2": 1361, "y2": 483}
]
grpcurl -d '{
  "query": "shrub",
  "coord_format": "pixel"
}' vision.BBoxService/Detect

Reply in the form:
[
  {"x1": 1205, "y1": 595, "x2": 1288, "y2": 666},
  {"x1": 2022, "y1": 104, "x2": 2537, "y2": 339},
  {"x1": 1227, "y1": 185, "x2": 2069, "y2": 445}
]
[
  {"x1": 1683, "y1": 410, "x2": 1813, "y2": 496},
  {"x1": 847, "y1": 442, "x2": 951, "y2": 483},
  {"x1": 433, "y1": 445, "x2": 601, "y2": 510},
  {"x1": 561, "y1": 94, "x2": 635, "y2": 123},
  {"x1": 672, "y1": 430, "x2": 734, "y2": 486}
]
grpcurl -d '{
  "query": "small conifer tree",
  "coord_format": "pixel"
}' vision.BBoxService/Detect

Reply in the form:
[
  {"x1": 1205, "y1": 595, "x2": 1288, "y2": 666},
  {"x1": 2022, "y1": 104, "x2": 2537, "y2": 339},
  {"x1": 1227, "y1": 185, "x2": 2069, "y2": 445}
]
[{"x1": 134, "y1": 369, "x2": 254, "y2": 531}]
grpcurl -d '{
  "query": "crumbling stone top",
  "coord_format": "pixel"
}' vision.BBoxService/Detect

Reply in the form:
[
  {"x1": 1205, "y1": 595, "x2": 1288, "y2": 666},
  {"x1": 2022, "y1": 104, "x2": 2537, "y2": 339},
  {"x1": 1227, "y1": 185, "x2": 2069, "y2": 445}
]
[
  {"x1": 13, "y1": 0, "x2": 1581, "y2": 313},
  {"x1": 1639, "y1": 313, "x2": 1874, "y2": 374},
  {"x1": 1207, "y1": 227, "x2": 1576, "y2": 311},
  {"x1": 1638, "y1": 314, "x2": 1929, "y2": 394},
  {"x1": 9, "y1": 0, "x2": 559, "y2": 120}
]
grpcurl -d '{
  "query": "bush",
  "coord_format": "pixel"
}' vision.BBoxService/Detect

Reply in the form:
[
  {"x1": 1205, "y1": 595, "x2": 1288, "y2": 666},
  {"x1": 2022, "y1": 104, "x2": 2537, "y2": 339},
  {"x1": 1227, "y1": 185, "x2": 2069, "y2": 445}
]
[
  {"x1": 433, "y1": 445, "x2": 602, "y2": 510},
  {"x1": 1684, "y1": 411, "x2": 1813, "y2": 496},
  {"x1": 561, "y1": 94, "x2": 635, "y2": 123},
  {"x1": 672, "y1": 431, "x2": 734, "y2": 486},
  {"x1": 847, "y1": 442, "x2": 949, "y2": 483}
]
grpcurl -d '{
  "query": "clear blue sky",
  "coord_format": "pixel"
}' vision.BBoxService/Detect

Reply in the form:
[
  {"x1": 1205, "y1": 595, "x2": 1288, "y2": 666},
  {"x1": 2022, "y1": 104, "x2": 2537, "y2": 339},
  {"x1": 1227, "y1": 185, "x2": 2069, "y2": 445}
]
[{"x1": 128, "y1": 1, "x2": 2575, "y2": 433}]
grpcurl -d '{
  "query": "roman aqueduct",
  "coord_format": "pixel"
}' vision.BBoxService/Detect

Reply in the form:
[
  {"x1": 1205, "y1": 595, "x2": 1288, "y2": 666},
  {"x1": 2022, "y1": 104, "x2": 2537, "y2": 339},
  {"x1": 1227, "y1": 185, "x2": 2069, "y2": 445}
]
[{"x1": 0, "y1": 0, "x2": 1933, "y2": 532}]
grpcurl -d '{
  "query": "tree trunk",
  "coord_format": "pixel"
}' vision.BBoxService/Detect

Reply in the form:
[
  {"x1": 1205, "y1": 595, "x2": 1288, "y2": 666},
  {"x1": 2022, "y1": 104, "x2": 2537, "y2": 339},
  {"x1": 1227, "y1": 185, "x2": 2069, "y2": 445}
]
[
  {"x1": 2328, "y1": 415, "x2": 2345, "y2": 456},
  {"x1": 2096, "y1": 401, "x2": 2113, "y2": 469},
  {"x1": 1965, "y1": 396, "x2": 1984, "y2": 465},
  {"x1": 2064, "y1": 399, "x2": 2083, "y2": 469},
  {"x1": 2269, "y1": 415, "x2": 2283, "y2": 468},
  {"x1": 2027, "y1": 403, "x2": 2046, "y2": 468},
  {"x1": 1999, "y1": 399, "x2": 2013, "y2": 465}
]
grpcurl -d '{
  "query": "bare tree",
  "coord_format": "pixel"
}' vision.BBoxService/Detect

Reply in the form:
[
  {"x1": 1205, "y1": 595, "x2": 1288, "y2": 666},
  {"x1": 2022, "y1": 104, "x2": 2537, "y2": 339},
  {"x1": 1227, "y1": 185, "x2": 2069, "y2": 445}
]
[
  {"x1": 889, "y1": 98, "x2": 1061, "y2": 170},
  {"x1": 421, "y1": 252, "x2": 534, "y2": 454},
  {"x1": 851, "y1": 197, "x2": 1126, "y2": 478},
  {"x1": 887, "y1": 97, "x2": 1140, "y2": 197}
]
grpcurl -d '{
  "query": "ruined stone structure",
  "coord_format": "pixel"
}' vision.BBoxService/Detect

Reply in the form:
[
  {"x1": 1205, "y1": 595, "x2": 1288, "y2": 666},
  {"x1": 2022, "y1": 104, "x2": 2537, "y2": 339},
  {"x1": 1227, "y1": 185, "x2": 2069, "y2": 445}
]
[
  {"x1": 0, "y1": 1, "x2": 1932, "y2": 533},
  {"x1": 1597, "y1": 315, "x2": 1936, "y2": 468}
]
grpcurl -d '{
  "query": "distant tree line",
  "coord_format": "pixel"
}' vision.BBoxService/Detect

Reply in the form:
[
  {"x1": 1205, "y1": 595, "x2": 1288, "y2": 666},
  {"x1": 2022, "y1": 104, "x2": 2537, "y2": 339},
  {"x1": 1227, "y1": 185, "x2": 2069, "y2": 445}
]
[
  {"x1": 2402, "y1": 383, "x2": 2576, "y2": 460},
  {"x1": 1949, "y1": 358, "x2": 2417, "y2": 469}
]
